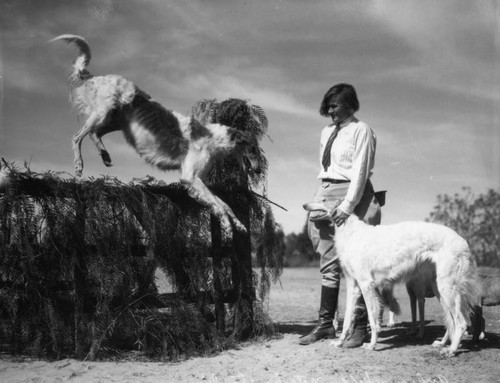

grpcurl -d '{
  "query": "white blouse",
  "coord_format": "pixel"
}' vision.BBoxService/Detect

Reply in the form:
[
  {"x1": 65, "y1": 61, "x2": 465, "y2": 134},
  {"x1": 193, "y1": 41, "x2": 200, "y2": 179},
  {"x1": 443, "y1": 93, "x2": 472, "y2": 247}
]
[{"x1": 317, "y1": 118, "x2": 376, "y2": 215}]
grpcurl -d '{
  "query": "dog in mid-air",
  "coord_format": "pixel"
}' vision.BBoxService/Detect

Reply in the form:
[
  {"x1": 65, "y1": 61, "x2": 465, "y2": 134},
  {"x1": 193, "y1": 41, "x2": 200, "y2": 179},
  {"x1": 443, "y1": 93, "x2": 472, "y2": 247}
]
[
  {"x1": 303, "y1": 199, "x2": 481, "y2": 356},
  {"x1": 50, "y1": 34, "x2": 262, "y2": 236}
]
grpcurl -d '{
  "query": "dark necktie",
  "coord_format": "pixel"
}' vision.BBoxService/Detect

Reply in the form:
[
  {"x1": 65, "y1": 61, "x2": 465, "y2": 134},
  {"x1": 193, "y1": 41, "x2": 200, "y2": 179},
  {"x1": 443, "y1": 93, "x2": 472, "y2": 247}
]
[{"x1": 321, "y1": 124, "x2": 340, "y2": 171}]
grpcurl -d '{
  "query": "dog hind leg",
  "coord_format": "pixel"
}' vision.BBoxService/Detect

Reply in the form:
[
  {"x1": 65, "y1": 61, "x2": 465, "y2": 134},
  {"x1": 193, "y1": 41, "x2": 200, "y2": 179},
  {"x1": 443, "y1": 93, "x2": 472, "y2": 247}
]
[
  {"x1": 443, "y1": 293, "x2": 468, "y2": 356},
  {"x1": 89, "y1": 132, "x2": 112, "y2": 167},
  {"x1": 72, "y1": 112, "x2": 105, "y2": 176},
  {"x1": 431, "y1": 291, "x2": 450, "y2": 348},
  {"x1": 407, "y1": 285, "x2": 418, "y2": 336},
  {"x1": 417, "y1": 296, "x2": 426, "y2": 339},
  {"x1": 434, "y1": 284, "x2": 458, "y2": 354}
]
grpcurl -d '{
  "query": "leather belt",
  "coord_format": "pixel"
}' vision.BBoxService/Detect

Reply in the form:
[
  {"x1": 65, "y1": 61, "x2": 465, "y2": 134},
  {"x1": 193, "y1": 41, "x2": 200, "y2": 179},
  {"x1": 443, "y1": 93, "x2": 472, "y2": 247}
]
[{"x1": 322, "y1": 178, "x2": 350, "y2": 184}]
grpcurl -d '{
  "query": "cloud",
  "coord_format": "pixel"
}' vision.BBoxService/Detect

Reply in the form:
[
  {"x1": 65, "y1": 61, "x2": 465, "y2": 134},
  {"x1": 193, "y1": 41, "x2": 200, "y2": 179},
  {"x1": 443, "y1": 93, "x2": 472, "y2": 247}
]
[
  {"x1": 179, "y1": 72, "x2": 314, "y2": 117},
  {"x1": 366, "y1": 0, "x2": 499, "y2": 101}
]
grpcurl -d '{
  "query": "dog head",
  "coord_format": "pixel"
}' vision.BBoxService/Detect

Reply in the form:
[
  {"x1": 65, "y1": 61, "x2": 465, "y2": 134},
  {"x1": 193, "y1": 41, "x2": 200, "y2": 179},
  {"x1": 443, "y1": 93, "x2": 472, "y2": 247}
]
[
  {"x1": 303, "y1": 199, "x2": 341, "y2": 221},
  {"x1": 230, "y1": 129, "x2": 261, "y2": 174}
]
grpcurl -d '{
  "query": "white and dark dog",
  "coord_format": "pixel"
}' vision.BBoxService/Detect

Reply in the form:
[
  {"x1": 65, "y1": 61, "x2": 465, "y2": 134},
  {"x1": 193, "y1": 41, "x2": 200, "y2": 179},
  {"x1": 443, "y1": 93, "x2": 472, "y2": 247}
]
[
  {"x1": 303, "y1": 199, "x2": 481, "y2": 356},
  {"x1": 50, "y1": 34, "x2": 262, "y2": 236}
]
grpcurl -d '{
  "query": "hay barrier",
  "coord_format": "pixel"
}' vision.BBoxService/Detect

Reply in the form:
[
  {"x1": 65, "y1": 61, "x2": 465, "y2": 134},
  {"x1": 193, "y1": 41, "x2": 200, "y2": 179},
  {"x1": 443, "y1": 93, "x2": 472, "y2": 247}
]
[
  {"x1": 0, "y1": 167, "x2": 282, "y2": 360},
  {"x1": 0, "y1": 99, "x2": 284, "y2": 361}
]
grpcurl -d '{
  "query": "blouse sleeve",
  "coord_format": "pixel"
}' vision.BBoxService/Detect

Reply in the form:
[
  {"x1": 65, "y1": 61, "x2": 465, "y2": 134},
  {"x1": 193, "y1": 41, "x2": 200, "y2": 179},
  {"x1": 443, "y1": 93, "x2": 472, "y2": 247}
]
[{"x1": 338, "y1": 124, "x2": 376, "y2": 215}]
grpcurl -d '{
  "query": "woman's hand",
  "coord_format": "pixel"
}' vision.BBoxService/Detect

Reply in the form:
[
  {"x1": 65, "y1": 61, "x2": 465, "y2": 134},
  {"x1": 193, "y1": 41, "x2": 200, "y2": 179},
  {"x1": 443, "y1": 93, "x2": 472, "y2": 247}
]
[{"x1": 332, "y1": 209, "x2": 349, "y2": 226}]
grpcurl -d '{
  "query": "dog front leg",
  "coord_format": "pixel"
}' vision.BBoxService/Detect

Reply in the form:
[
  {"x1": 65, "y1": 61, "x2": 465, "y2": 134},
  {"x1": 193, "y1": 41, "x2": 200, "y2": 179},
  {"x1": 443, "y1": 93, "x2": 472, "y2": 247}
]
[
  {"x1": 181, "y1": 177, "x2": 246, "y2": 237},
  {"x1": 387, "y1": 310, "x2": 395, "y2": 328},
  {"x1": 360, "y1": 282, "x2": 380, "y2": 350},
  {"x1": 332, "y1": 277, "x2": 358, "y2": 348}
]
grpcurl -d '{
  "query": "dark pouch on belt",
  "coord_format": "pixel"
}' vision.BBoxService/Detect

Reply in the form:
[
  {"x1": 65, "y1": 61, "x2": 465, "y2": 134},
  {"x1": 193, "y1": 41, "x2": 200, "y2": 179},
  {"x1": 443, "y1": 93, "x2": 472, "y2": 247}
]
[{"x1": 374, "y1": 191, "x2": 386, "y2": 207}]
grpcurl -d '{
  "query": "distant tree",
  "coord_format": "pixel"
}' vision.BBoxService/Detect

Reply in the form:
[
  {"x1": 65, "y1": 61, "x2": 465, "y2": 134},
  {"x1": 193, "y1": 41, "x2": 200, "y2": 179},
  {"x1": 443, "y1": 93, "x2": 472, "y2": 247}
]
[
  {"x1": 427, "y1": 187, "x2": 500, "y2": 267},
  {"x1": 283, "y1": 223, "x2": 317, "y2": 267}
]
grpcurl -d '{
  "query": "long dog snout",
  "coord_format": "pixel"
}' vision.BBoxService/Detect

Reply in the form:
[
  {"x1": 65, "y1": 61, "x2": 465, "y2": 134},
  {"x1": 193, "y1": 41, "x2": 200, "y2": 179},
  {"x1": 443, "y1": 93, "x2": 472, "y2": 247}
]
[{"x1": 303, "y1": 201, "x2": 337, "y2": 221}]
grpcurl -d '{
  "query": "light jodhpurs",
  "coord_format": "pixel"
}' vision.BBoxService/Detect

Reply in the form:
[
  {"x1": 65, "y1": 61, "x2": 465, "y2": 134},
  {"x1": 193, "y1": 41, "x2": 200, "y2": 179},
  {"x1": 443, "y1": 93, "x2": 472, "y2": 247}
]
[{"x1": 307, "y1": 179, "x2": 381, "y2": 288}]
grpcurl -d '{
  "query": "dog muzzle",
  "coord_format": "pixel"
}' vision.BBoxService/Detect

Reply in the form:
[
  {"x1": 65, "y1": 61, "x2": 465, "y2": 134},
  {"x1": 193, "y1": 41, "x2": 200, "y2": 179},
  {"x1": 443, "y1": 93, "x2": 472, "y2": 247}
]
[{"x1": 303, "y1": 202, "x2": 335, "y2": 222}]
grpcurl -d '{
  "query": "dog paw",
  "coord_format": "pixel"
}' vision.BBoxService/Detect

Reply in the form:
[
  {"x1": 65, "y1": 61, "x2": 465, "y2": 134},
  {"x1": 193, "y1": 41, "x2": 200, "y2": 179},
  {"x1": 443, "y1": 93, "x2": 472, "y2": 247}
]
[
  {"x1": 101, "y1": 151, "x2": 112, "y2": 167},
  {"x1": 432, "y1": 340, "x2": 445, "y2": 348},
  {"x1": 362, "y1": 342, "x2": 376, "y2": 351},
  {"x1": 75, "y1": 162, "x2": 83, "y2": 177},
  {"x1": 439, "y1": 347, "x2": 456, "y2": 357},
  {"x1": 233, "y1": 219, "x2": 247, "y2": 233},
  {"x1": 386, "y1": 321, "x2": 395, "y2": 328},
  {"x1": 330, "y1": 339, "x2": 343, "y2": 348}
]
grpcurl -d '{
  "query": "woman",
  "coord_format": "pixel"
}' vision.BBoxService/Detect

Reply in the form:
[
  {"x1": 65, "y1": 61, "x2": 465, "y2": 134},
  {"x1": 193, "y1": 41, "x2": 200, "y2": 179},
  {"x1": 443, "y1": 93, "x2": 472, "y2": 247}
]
[{"x1": 299, "y1": 83, "x2": 381, "y2": 347}]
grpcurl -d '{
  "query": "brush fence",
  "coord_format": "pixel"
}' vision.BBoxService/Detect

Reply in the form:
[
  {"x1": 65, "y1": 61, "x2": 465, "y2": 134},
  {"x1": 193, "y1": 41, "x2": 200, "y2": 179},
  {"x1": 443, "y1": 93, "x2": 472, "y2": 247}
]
[{"x1": 0, "y1": 171, "x2": 279, "y2": 359}]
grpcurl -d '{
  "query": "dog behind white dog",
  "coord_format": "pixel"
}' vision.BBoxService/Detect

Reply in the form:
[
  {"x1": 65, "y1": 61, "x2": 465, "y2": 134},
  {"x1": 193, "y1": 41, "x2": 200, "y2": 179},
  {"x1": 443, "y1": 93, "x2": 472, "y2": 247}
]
[
  {"x1": 303, "y1": 199, "x2": 481, "y2": 356},
  {"x1": 470, "y1": 272, "x2": 500, "y2": 341}
]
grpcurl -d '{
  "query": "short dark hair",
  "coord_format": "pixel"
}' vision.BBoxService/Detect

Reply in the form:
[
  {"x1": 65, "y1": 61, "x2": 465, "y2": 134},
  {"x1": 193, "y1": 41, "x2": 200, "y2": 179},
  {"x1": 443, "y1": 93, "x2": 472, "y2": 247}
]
[{"x1": 319, "y1": 83, "x2": 360, "y2": 117}]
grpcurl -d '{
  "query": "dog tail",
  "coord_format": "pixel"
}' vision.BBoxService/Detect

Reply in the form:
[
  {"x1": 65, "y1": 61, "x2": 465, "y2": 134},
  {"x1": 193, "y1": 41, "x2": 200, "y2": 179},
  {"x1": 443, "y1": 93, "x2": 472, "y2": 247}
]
[
  {"x1": 438, "y1": 244, "x2": 482, "y2": 342},
  {"x1": 377, "y1": 281, "x2": 401, "y2": 315},
  {"x1": 384, "y1": 292, "x2": 401, "y2": 316},
  {"x1": 50, "y1": 34, "x2": 92, "y2": 85},
  {"x1": 458, "y1": 259, "x2": 482, "y2": 324}
]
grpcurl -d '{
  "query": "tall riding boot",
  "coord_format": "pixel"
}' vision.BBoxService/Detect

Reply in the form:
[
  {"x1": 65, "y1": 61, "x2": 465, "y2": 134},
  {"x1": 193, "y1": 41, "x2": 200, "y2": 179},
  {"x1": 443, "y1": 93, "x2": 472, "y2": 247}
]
[
  {"x1": 343, "y1": 295, "x2": 370, "y2": 348},
  {"x1": 299, "y1": 286, "x2": 338, "y2": 345}
]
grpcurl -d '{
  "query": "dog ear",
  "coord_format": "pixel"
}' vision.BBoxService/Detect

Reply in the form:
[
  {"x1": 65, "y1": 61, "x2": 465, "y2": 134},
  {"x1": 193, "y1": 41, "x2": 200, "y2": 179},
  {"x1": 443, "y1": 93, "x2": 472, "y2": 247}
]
[
  {"x1": 229, "y1": 128, "x2": 241, "y2": 142},
  {"x1": 303, "y1": 200, "x2": 343, "y2": 222},
  {"x1": 229, "y1": 128, "x2": 249, "y2": 144},
  {"x1": 0, "y1": 158, "x2": 11, "y2": 193}
]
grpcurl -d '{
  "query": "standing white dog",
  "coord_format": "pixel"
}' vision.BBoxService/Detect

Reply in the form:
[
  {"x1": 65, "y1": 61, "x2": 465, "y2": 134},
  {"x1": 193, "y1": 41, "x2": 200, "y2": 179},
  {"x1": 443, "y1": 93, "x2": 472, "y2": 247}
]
[{"x1": 303, "y1": 199, "x2": 481, "y2": 356}]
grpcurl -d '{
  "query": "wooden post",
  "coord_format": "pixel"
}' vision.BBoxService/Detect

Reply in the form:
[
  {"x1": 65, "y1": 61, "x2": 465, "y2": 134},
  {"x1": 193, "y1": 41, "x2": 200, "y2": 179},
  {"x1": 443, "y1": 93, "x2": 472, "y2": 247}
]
[
  {"x1": 210, "y1": 215, "x2": 226, "y2": 332},
  {"x1": 231, "y1": 193, "x2": 255, "y2": 340},
  {"x1": 73, "y1": 189, "x2": 87, "y2": 357}
]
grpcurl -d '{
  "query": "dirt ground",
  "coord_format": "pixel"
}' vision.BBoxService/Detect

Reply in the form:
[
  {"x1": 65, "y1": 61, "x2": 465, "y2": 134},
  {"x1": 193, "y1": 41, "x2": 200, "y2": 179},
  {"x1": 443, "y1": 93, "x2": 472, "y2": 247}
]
[{"x1": 1, "y1": 268, "x2": 499, "y2": 383}]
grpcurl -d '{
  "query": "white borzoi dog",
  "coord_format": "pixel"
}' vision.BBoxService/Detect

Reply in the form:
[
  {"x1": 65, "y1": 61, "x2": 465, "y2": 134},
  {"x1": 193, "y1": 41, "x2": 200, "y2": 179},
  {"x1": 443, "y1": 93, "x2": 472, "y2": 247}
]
[
  {"x1": 303, "y1": 199, "x2": 481, "y2": 356},
  {"x1": 50, "y1": 34, "x2": 261, "y2": 237}
]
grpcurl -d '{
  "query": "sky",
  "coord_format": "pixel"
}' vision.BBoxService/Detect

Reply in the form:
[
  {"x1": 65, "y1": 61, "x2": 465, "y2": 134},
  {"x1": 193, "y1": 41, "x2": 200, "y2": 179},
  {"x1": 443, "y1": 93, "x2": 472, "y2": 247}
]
[{"x1": 0, "y1": 0, "x2": 499, "y2": 234}]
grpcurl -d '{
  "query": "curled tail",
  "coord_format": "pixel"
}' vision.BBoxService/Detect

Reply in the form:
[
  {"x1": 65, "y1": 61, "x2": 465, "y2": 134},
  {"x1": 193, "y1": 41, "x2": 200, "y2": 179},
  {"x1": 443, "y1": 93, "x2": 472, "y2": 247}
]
[{"x1": 50, "y1": 34, "x2": 92, "y2": 85}]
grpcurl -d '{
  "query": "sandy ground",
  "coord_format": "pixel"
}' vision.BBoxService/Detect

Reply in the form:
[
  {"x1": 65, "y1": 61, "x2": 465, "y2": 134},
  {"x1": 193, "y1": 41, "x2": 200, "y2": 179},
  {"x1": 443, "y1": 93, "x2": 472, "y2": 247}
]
[{"x1": 1, "y1": 268, "x2": 499, "y2": 383}]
